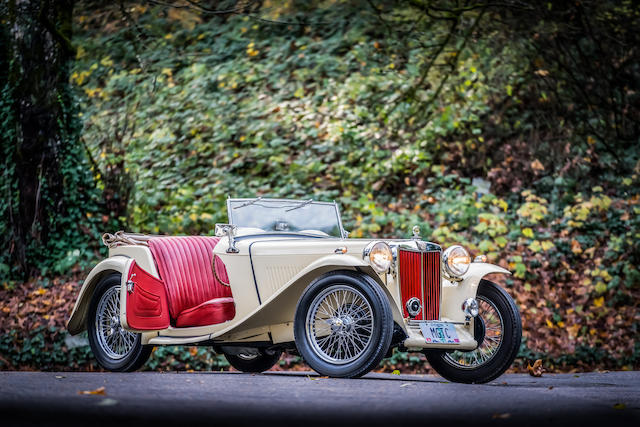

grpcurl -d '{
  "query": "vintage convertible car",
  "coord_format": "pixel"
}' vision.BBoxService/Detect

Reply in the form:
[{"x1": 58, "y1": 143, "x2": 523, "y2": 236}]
[{"x1": 67, "y1": 198, "x2": 522, "y2": 383}]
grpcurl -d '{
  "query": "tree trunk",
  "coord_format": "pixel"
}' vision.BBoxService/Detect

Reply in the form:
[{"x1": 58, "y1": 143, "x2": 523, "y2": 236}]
[{"x1": 1, "y1": 0, "x2": 89, "y2": 278}]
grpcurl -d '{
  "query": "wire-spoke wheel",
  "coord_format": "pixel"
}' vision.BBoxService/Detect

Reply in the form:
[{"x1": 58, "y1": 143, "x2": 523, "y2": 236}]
[
  {"x1": 87, "y1": 273, "x2": 152, "y2": 372},
  {"x1": 425, "y1": 280, "x2": 521, "y2": 384},
  {"x1": 306, "y1": 286, "x2": 374, "y2": 364},
  {"x1": 442, "y1": 296, "x2": 503, "y2": 369},
  {"x1": 294, "y1": 271, "x2": 393, "y2": 378},
  {"x1": 96, "y1": 285, "x2": 137, "y2": 359}
]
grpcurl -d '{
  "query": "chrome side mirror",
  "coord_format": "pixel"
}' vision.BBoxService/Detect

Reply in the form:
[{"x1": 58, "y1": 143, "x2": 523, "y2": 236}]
[{"x1": 215, "y1": 223, "x2": 239, "y2": 253}]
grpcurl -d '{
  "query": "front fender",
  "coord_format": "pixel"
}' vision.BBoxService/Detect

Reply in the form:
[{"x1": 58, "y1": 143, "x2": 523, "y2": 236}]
[
  {"x1": 440, "y1": 262, "x2": 511, "y2": 323},
  {"x1": 66, "y1": 256, "x2": 129, "y2": 335},
  {"x1": 462, "y1": 262, "x2": 511, "y2": 290}
]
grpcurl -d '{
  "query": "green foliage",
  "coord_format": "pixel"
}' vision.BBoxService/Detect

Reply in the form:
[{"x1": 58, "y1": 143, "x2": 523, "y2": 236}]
[{"x1": 1, "y1": 1, "x2": 638, "y2": 372}]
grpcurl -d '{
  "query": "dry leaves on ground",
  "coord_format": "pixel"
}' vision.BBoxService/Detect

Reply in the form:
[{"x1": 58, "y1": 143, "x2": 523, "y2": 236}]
[
  {"x1": 527, "y1": 359, "x2": 544, "y2": 377},
  {"x1": 78, "y1": 386, "x2": 106, "y2": 395}
]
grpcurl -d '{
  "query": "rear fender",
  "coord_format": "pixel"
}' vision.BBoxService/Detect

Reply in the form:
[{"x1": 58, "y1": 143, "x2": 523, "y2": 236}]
[{"x1": 66, "y1": 256, "x2": 130, "y2": 335}]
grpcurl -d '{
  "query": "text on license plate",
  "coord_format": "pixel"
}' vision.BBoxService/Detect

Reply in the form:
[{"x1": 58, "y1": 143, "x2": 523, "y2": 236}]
[{"x1": 419, "y1": 322, "x2": 460, "y2": 344}]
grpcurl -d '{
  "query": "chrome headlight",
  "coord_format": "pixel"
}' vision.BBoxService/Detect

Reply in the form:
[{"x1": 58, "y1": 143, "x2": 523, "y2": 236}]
[
  {"x1": 363, "y1": 241, "x2": 393, "y2": 273},
  {"x1": 442, "y1": 245, "x2": 471, "y2": 278}
]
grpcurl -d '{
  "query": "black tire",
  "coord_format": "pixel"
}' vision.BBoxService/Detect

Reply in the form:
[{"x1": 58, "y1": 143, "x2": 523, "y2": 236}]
[
  {"x1": 294, "y1": 271, "x2": 393, "y2": 378},
  {"x1": 87, "y1": 273, "x2": 152, "y2": 372},
  {"x1": 425, "y1": 279, "x2": 522, "y2": 384},
  {"x1": 224, "y1": 349, "x2": 283, "y2": 373}
]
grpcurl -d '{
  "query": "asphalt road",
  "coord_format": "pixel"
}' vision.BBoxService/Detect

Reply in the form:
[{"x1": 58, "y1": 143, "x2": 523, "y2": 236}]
[{"x1": 0, "y1": 371, "x2": 638, "y2": 427}]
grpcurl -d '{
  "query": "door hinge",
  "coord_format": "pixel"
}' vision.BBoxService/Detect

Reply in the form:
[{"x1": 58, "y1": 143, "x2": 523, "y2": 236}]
[{"x1": 126, "y1": 273, "x2": 136, "y2": 293}]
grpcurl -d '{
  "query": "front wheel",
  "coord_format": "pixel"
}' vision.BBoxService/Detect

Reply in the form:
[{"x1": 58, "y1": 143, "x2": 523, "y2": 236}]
[
  {"x1": 425, "y1": 279, "x2": 522, "y2": 384},
  {"x1": 294, "y1": 271, "x2": 393, "y2": 378},
  {"x1": 87, "y1": 273, "x2": 152, "y2": 372}
]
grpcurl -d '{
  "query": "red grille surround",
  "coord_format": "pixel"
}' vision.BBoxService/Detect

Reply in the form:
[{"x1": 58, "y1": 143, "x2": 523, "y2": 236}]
[{"x1": 398, "y1": 249, "x2": 441, "y2": 320}]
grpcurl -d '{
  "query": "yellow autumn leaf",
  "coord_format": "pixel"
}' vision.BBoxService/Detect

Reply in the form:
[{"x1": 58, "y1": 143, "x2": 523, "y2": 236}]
[
  {"x1": 36, "y1": 288, "x2": 47, "y2": 296},
  {"x1": 189, "y1": 213, "x2": 197, "y2": 222},
  {"x1": 593, "y1": 296, "x2": 604, "y2": 308},
  {"x1": 392, "y1": 370, "x2": 400, "y2": 375},
  {"x1": 529, "y1": 240, "x2": 542, "y2": 252},
  {"x1": 522, "y1": 228, "x2": 534, "y2": 238},
  {"x1": 545, "y1": 319, "x2": 554, "y2": 328},
  {"x1": 541, "y1": 241, "x2": 554, "y2": 251}
]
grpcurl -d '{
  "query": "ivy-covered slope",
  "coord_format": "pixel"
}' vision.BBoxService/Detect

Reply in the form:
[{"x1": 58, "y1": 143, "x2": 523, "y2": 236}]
[{"x1": 1, "y1": 1, "x2": 638, "y2": 372}]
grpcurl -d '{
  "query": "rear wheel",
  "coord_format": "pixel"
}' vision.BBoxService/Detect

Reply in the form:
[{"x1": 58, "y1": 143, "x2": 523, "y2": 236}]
[
  {"x1": 87, "y1": 273, "x2": 152, "y2": 372},
  {"x1": 425, "y1": 279, "x2": 521, "y2": 384},
  {"x1": 223, "y1": 348, "x2": 283, "y2": 373},
  {"x1": 294, "y1": 271, "x2": 393, "y2": 378}
]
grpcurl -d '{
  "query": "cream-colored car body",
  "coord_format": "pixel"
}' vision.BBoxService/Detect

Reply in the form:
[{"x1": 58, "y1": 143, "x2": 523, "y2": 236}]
[{"x1": 67, "y1": 229, "x2": 510, "y2": 351}]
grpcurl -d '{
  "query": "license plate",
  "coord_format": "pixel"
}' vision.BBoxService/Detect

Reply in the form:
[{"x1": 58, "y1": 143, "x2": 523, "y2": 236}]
[{"x1": 420, "y1": 322, "x2": 460, "y2": 344}]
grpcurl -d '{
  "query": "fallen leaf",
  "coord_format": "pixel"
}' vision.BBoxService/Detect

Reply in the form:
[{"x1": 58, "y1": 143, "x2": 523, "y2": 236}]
[
  {"x1": 308, "y1": 376, "x2": 329, "y2": 381},
  {"x1": 492, "y1": 413, "x2": 511, "y2": 419},
  {"x1": 531, "y1": 159, "x2": 545, "y2": 171},
  {"x1": 613, "y1": 403, "x2": 626, "y2": 410},
  {"x1": 55, "y1": 375, "x2": 65, "y2": 379},
  {"x1": 548, "y1": 386, "x2": 554, "y2": 390},
  {"x1": 527, "y1": 359, "x2": 544, "y2": 377},
  {"x1": 400, "y1": 383, "x2": 412, "y2": 387},
  {"x1": 78, "y1": 386, "x2": 106, "y2": 395},
  {"x1": 392, "y1": 370, "x2": 400, "y2": 375},
  {"x1": 571, "y1": 239, "x2": 582, "y2": 254}
]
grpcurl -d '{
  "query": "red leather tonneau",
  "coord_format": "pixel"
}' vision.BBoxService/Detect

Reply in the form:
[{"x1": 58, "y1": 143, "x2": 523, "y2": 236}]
[{"x1": 148, "y1": 236, "x2": 234, "y2": 322}]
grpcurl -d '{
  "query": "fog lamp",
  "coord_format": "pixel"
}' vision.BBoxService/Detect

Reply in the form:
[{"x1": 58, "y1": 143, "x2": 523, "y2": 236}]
[{"x1": 406, "y1": 297, "x2": 422, "y2": 318}]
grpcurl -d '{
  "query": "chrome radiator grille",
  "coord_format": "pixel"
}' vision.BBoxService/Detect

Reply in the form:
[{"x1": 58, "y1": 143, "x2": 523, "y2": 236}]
[{"x1": 398, "y1": 248, "x2": 441, "y2": 320}]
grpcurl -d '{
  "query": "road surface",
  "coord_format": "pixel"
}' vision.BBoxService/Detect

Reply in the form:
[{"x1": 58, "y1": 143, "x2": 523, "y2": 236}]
[{"x1": 0, "y1": 371, "x2": 638, "y2": 426}]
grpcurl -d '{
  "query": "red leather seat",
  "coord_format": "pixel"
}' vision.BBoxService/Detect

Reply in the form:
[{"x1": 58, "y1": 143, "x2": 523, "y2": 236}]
[
  {"x1": 148, "y1": 236, "x2": 235, "y2": 327},
  {"x1": 175, "y1": 297, "x2": 235, "y2": 328}
]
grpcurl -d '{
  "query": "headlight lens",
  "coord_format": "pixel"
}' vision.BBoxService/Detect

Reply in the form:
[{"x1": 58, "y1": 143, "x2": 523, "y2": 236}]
[
  {"x1": 363, "y1": 241, "x2": 393, "y2": 273},
  {"x1": 443, "y1": 245, "x2": 471, "y2": 277}
]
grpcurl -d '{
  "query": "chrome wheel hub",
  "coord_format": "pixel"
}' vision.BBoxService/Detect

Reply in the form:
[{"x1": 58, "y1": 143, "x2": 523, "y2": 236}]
[
  {"x1": 305, "y1": 285, "x2": 374, "y2": 365},
  {"x1": 96, "y1": 285, "x2": 136, "y2": 360}
]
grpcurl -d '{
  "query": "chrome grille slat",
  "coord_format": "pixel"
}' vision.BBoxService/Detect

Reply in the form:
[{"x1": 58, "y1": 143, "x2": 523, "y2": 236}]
[{"x1": 398, "y1": 248, "x2": 441, "y2": 321}]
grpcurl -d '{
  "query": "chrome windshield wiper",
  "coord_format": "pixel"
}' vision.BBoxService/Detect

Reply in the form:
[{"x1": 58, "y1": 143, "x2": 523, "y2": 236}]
[
  {"x1": 285, "y1": 198, "x2": 314, "y2": 212},
  {"x1": 233, "y1": 197, "x2": 263, "y2": 210}
]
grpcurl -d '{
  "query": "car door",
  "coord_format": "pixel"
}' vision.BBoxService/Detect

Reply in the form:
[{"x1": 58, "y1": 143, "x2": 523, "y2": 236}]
[{"x1": 120, "y1": 259, "x2": 170, "y2": 331}]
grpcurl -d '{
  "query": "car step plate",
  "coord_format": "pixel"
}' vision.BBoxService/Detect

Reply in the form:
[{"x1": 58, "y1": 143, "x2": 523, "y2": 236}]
[{"x1": 420, "y1": 321, "x2": 460, "y2": 344}]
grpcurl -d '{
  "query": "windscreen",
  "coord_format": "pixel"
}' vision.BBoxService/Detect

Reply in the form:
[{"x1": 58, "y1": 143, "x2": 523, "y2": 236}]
[{"x1": 228, "y1": 199, "x2": 342, "y2": 237}]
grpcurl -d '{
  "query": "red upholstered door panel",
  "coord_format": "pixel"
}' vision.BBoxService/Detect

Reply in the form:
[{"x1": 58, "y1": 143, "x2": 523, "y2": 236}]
[{"x1": 126, "y1": 261, "x2": 170, "y2": 330}]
